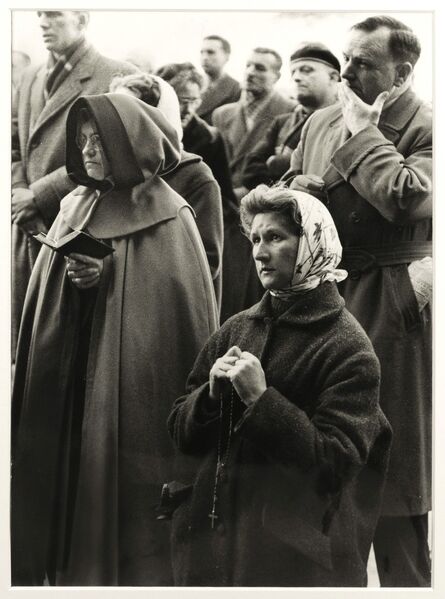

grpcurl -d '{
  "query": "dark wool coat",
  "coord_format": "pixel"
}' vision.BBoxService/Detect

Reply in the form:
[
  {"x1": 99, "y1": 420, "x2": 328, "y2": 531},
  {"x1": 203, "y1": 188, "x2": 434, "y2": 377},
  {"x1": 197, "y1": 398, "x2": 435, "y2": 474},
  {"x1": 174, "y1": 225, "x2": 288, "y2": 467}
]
[
  {"x1": 289, "y1": 88, "x2": 432, "y2": 516},
  {"x1": 167, "y1": 283, "x2": 392, "y2": 587},
  {"x1": 182, "y1": 114, "x2": 239, "y2": 221},
  {"x1": 197, "y1": 73, "x2": 241, "y2": 124},
  {"x1": 163, "y1": 150, "x2": 224, "y2": 309},
  {"x1": 11, "y1": 43, "x2": 137, "y2": 357},
  {"x1": 241, "y1": 106, "x2": 308, "y2": 189},
  {"x1": 11, "y1": 94, "x2": 219, "y2": 586}
]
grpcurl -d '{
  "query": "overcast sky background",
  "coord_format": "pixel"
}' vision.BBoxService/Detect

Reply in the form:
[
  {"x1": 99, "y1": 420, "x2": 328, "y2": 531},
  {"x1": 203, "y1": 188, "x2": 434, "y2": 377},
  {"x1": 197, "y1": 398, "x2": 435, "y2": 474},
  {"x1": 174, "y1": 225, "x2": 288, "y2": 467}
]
[{"x1": 11, "y1": 10, "x2": 433, "y2": 102}]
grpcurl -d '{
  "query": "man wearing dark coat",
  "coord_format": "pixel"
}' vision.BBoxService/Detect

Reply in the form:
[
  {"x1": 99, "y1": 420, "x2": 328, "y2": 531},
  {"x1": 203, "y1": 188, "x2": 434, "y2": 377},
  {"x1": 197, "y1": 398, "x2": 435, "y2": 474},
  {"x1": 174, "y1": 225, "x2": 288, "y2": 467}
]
[
  {"x1": 241, "y1": 43, "x2": 340, "y2": 190},
  {"x1": 286, "y1": 15, "x2": 432, "y2": 587},
  {"x1": 11, "y1": 10, "x2": 137, "y2": 357},
  {"x1": 197, "y1": 35, "x2": 241, "y2": 124}
]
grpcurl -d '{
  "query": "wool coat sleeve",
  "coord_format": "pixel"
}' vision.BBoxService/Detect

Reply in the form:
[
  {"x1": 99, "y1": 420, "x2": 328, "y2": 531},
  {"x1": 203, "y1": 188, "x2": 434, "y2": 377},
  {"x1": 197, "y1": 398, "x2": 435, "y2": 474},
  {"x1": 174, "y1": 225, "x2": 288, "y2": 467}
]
[
  {"x1": 330, "y1": 123, "x2": 432, "y2": 223},
  {"x1": 168, "y1": 325, "x2": 238, "y2": 455},
  {"x1": 236, "y1": 341, "x2": 382, "y2": 484}
]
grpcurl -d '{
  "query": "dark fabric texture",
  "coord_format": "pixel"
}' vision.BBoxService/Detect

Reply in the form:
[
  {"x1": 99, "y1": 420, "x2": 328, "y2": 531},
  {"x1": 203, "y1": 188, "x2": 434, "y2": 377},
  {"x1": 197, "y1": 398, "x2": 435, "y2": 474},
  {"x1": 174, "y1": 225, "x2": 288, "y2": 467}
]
[
  {"x1": 373, "y1": 514, "x2": 431, "y2": 587},
  {"x1": 11, "y1": 93, "x2": 219, "y2": 586},
  {"x1": 289, "y1": 88, "x2": 432, "y2": 517},
  {"x1": 197, "y1": 73, "x2": 241, "y2": 124},
  {"x1": 11, "y1": 45, "x2": 137, "y2": 358},
  {"x1": 212, "y1": 91, "x2": 296, "y2": 188},
  {"x1": 163, "y1": 150, "x2": 224, "y2": 309},
  {"x1": 167, "y1": 282, "x2": 392, "y2": 586},
  {"x1": 220, "y1": 221, "x2": 264, "y2": 324},
  {"x1": 182, "y1": 114, "x2": 238, "y2": 220},
  {"x1": 242, "y1": 107, "x2": 309, "y2": 189}
]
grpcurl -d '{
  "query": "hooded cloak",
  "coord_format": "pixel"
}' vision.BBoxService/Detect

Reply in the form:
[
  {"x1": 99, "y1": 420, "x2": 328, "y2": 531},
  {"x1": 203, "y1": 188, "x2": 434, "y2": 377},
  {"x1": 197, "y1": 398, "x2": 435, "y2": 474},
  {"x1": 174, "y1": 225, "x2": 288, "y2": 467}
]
[{"x1": 11, "y1": 93, "x2": 219, "y2": 586}]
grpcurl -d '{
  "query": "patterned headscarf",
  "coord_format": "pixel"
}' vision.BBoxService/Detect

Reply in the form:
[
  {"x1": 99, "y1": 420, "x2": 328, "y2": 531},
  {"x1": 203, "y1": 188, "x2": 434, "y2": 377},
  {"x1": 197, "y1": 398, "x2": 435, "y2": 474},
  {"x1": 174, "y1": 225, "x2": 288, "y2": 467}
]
[{"x1": 270, "y1": 190, "x2": 347, "y2": 299}]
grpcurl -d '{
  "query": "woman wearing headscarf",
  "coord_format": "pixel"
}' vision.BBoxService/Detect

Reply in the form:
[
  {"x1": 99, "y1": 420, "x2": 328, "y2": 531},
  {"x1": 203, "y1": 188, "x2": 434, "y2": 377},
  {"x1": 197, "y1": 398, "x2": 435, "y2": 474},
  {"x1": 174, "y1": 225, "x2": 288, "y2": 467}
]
[
  {"x1": 167, "y1": 185, "x2": 392, "y2": 586},
  {"x1": 11, "y1": 93, "x2": 219, "y2": 586},
  {"x1": 110, "y1": 72, "x2": 224, "y2": 308}
]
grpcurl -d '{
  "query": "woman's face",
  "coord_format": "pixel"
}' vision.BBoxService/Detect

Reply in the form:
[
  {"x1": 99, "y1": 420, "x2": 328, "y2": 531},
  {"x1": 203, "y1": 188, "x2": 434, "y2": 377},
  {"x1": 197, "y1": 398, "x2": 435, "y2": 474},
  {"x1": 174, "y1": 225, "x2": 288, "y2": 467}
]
[
  {"x1": 76, "y1": 119, "x2": 110, "y2": 181},
  {"x1": 250, "y1": 212, "x2": 300, "y2": 290}
]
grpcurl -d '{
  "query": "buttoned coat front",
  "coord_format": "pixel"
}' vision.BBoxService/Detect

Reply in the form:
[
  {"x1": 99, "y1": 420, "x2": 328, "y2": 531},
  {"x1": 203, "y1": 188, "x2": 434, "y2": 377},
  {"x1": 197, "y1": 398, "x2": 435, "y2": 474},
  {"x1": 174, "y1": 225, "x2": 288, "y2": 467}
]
[{"x1": 289, "y1": 88, "x2": 432, "y2": 516}]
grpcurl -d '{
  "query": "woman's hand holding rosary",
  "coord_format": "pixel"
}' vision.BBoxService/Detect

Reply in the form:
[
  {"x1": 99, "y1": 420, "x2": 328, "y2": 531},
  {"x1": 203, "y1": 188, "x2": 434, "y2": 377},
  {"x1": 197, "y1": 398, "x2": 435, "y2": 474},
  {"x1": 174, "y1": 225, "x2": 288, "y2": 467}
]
[{"x1": 209, "y1": 345, "x2": 267, "y2": 406}]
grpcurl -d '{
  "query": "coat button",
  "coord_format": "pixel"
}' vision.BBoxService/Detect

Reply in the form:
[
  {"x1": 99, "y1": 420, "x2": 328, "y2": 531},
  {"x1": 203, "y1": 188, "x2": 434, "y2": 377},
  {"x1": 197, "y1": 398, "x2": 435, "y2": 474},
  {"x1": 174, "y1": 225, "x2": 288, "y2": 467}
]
[
  {"x1": 350, "y1": 211, "x2": 361, "y2": 224},
  {"x1": 30, "y1": 139, "x2": 40, "y2": 150},
  {"x1": 264, "y1": 317, "x2": 272, "y2": 324}
]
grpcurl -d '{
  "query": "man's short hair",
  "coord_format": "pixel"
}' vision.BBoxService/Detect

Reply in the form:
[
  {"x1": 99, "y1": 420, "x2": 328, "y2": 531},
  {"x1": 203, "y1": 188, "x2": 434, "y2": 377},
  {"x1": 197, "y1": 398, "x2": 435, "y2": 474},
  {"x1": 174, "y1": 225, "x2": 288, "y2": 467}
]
[
  {"x1": 203, "y1": 35, "x2": 231, "y2": 55},
  {"x1": 351, "y1": 15, "x2": 421, "y2": 66},
  {"x1": 252, "y1": 47, "x2": 283, "y2": 72},
  {"x1": 156, "y1": 62, "x2": 205, "y2": 92}
]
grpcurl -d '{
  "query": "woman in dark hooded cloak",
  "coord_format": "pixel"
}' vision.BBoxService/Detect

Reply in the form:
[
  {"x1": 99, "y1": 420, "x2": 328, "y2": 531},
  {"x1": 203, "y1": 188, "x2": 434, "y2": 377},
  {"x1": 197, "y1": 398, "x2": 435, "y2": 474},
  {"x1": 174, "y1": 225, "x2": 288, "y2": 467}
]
[{"x1": 11, "y1": 93, "x2": 219, "y2": 586}]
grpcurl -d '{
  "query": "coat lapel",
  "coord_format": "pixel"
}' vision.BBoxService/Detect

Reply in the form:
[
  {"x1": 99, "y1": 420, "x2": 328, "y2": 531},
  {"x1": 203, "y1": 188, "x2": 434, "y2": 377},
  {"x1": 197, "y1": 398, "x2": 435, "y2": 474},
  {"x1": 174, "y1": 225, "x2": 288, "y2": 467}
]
[
  {"x1": 200, "y1": 74, "x2": 234, "y2": 116},
  {"x1": 230, "y1": 93, "x2": 279, "y2": 168},
  {"x1": 28, "y1": 46, "x2": 97, "y2": 148}
]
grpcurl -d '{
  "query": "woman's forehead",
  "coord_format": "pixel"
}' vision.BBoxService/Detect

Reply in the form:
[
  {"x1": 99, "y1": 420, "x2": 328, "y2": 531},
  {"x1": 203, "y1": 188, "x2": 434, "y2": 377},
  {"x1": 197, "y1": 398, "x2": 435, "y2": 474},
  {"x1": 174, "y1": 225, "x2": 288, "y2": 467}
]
[{"x1": 251, "y1": 211, "x2": 294, "y2": 233}]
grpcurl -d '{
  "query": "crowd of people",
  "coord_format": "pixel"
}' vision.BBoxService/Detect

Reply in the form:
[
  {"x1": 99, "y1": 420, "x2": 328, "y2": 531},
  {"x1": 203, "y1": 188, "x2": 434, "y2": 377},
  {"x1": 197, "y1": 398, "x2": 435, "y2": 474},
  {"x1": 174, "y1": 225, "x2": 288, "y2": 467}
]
[{"x1": 10, "y1": 10, "x2": 432, "y2": 588}]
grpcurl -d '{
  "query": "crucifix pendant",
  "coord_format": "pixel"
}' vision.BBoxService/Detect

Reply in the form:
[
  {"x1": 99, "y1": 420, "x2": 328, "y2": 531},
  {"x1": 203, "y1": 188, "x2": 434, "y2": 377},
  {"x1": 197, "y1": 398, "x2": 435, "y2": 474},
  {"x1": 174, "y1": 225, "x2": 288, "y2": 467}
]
[{"x1": 208, "y1": 510, "x2": 219, "y2": 529}]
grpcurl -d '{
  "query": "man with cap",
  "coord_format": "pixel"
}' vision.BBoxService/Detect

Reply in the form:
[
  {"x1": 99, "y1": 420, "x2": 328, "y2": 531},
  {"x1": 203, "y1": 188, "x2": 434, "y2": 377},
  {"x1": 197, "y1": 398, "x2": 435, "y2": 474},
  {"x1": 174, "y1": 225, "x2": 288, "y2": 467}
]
[{"x1": 241, "y1": 42, "x2": 340, "y2": 190}]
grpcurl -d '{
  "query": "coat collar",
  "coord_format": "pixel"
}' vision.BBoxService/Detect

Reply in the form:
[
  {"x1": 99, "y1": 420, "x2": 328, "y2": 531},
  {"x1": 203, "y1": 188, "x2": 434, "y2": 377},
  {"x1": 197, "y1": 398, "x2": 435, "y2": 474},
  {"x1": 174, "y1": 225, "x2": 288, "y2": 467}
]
[
  {"x1": 28, "y1": 45, "x2": 99, "y2": 144},
  {"x1": 324, "y1": 87, "x2": 422, "y2": 138},
  {"x1": 60, "y1": 177, "x2": 190, "y2": 239},
  {"x1": 246, "y1": 281, "x2": 345, "y2": 326}
]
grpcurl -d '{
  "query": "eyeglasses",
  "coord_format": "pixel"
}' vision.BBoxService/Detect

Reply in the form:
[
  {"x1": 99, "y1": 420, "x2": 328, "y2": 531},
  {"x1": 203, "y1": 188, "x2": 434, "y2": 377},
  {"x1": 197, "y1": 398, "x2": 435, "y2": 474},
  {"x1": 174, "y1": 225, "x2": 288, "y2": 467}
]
[
  {"x1": 76, "y1": 132, "x2": 102, "y2": 151},
  {"x1": 177, "y1": 96, "x2": 201, "y2": 108}
]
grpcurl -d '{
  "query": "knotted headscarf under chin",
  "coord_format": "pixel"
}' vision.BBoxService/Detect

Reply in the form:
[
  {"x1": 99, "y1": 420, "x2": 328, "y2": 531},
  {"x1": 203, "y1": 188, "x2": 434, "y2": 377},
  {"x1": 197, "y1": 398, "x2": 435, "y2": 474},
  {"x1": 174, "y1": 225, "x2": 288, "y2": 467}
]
[{"x1": 270, "y1": 191, "x2": 347, "y2": 300}]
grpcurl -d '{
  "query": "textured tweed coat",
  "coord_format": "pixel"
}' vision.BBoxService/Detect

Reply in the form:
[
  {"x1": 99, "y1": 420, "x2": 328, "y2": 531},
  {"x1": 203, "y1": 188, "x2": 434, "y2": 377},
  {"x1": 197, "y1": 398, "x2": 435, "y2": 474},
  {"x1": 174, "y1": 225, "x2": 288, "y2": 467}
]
[
  {"x1": 168, "y1": 283, "x2": 392, "y2": 586},
  {"x1": 212, "y1": 91, "x2": 296, "y2": 188},
  {"x1": 11, "y1": 94, "x2": 219, "y2": 586}
]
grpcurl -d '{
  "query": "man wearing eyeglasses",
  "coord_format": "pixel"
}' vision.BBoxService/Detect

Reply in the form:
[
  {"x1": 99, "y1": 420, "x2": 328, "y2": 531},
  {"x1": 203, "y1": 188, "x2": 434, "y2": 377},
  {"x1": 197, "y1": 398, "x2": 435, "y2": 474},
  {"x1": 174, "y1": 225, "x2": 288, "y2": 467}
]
[{"x1": 11, "y1": 10, "x2": 137, "y2": 358}]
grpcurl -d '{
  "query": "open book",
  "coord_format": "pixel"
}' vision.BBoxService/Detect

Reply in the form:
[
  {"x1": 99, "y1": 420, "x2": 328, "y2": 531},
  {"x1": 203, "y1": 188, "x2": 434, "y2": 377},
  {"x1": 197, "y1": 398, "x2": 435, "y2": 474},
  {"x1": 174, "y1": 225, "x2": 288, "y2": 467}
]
[{"x1": 34, "y1": 230, "x2": 115, "y2": 259}]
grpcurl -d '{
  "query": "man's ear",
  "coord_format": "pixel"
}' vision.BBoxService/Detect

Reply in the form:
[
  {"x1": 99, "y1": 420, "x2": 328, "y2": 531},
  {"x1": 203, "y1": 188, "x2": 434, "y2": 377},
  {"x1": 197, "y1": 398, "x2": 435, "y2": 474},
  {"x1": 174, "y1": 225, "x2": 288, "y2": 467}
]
[
  {"x1": 394, "y1": 61, "x2": 413, "y2": 87},
  {"x1": 77, "y1": 11, "x2": 90, "y2": 29},
  {"x1": 329, "y1": 69, "x2": 341, "y2": 83}
]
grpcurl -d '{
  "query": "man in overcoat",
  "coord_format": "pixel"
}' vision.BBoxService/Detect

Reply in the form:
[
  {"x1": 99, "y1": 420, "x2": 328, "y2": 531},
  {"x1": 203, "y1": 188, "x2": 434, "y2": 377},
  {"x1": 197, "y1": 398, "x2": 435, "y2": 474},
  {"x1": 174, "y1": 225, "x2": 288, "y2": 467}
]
[
  {"x1": 212, "y1": 46, "x2": 295, "y2": 200},
  {"x1": 11, "y1": 10, "x2": 137, "y2": 356},
  {"x1": 286, "y1": 15, "x2": 432, "y2": 587},
  {"x1": 197, "y1": 35, "x2": 241, "y2": 124},
  {"x1": 241, "y1": 42, "x2": 340, "y2": 190}
]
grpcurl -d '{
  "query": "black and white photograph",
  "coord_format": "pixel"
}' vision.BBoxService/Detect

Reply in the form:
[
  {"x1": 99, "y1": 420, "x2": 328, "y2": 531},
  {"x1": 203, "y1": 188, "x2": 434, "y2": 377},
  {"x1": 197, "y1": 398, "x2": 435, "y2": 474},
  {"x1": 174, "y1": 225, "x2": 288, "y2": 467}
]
[{"x1": 3, "y1": 2, "x2": 441, "y2": 595}]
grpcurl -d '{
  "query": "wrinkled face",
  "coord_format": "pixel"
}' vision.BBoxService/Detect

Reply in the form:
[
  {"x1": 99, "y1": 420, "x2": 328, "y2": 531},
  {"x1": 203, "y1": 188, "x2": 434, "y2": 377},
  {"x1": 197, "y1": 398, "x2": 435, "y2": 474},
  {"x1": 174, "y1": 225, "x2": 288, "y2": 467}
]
[
  {"x1": 342, "y1": 27, "x2": 398, "y2": 104},
  {"x1": 250, "y1": 212, "x2": 300, "y2": 290},
  {"x1": 290, "y1": 59, "x2": 337, "y2": 108},
  {"x1": 176, "y1": 81, "x2": 202, "y2": 128},
  {"x1": 76, "y1": 119, "x2": 110, "y2": 181},
  {"x1": 37, "y1": 10, "x2": 85, "y2": 54},
  {"x1": 244, "y1": 52, "x2": 279, "y2": 97},
  {"x1": 200, "y1": 39, "x2": 228, "y2": 77}
]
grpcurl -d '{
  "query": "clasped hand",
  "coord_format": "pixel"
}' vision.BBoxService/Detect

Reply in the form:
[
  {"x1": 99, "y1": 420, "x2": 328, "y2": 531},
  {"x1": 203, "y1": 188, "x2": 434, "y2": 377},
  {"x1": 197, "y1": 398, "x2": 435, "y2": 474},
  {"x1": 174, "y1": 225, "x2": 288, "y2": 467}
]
[
  {"x1": 338, "y1": 82, "x2": 390, "y2": 135},
  {"x1": 209, "y1": 345, "x2": 267, "y2": 406},
  {"x1": 65, "y1": 252, "x2": 103, "y2": 290}
]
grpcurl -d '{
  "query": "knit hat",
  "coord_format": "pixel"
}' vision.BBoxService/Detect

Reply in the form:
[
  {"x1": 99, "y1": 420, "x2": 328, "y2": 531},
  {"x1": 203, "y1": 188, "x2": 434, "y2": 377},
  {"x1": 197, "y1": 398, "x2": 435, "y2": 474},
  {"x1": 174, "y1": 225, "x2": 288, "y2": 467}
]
[{"x1": 290, "y1": 43, "x2": 340, "y2": 72}]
